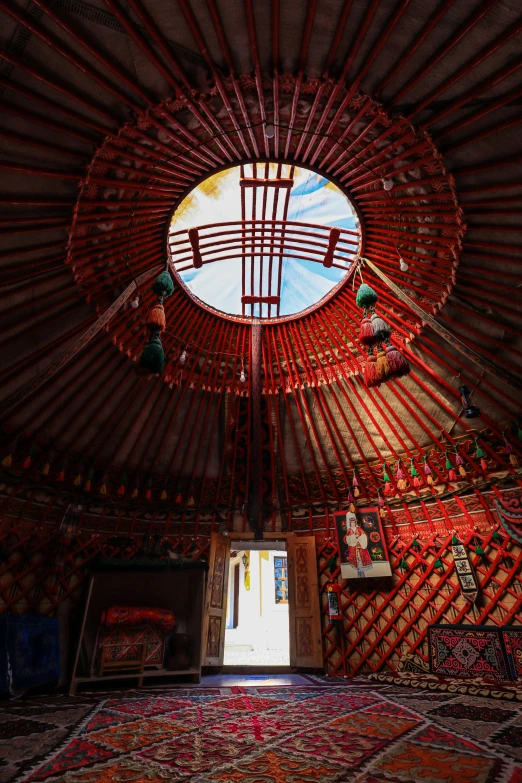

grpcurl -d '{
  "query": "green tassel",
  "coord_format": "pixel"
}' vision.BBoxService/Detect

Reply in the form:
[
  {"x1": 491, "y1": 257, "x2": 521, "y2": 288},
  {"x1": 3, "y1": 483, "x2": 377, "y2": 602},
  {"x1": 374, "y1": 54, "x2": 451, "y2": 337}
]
[
  {"x1": 451, "y1": 534, "x2": 460, "y2": 545},
  {"x1": 152, "y1": 271, "x2": 174, "y2": 299},
  {"x1": 434, "y1": 558, "x2": 443, "y2": 570},
  {"x1": 445, "y1": 453, "x2": 452, "y2": 471},
  {"x1": 410, "y1": 464, "x2": 418, "y2": 477},
  {"x1": 355, "y1": 283, "x2": 378, "y2": 310},
  {"x1": 412, "y1": 538, "x2": 420, "y2": 549},
  {"x1": 475, "y1": 544, "x2": 484, "y2": 556},
  {"x1": 492, "y1": 529, "x2": 502, "y2": 542},
  {"x1": 327, "y1": 556, "x2": 337, "y2": 570},
  {"x1": 474, "y1": 439, "x2": 485, "y2": 459},
  {"x1": 137, "y1": 332, "x2": 165, "y2": 377},
  {"x1": 399, "y1": 558, "x2": 408, "y2": 571},
  {"x1": 383, "y1": 467, "x2": 390, "y2": 482}
]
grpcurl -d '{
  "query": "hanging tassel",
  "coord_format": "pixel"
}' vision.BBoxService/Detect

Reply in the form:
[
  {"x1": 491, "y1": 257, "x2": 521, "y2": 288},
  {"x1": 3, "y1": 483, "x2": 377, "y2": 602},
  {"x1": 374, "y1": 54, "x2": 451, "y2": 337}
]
[
  {"x1": 481, "y1": 457, "x2": 488, "y2": 471},
  {"x1": 370, "y1": 311, "x2": 390, "y2": 342},
  {"x1": 451, "y1": 534, "x2": 460, "y2": 545},
  {"x1": 504, "y1": 437, "x2": 519, "y2": 468},
  {"x1": 100, "y1": 482, "x2": 108, "y2": 496},
  {"x1": 474, "y1": 438, "x2": 487, "y2": 470},
  {"x1": 377, "y1": 492, "x2": 385, "y2": 508},
  {"x1": 131, "y1": 486, "x2": 139, "y2": 499},
  {"x1": 137, "y1": 331, "x2": 165, "y2": 379},
  {"x1": 152, "y1": 270, "x2": 175, "y2": 299},
  {"x1": 359, "y1": 315, "x2": 374, "y2": 345},
  {"x1": 375, "y1": 349, "x2": 390, "y2": 383},
  {"x1": 355, "y1": 282, "x2": 378, "y2": 310},
  {"x1": 448, "y1": 468, "x2": 457, "y2": 482},
  {"x1": 364, "y1": 348, "x2": 379, "y2": 388},
  {"x1": 84, "y1": 466, "x2": 94, "y2": 492},
  {"x1": 412, "y1": 538, "x2": 420, "y2": 550},
  {"x1": 445, "y1": 452, "x2": 454, "y2": 482},
  {"x1": 187, "y1": 496, "x2": 195, "y2": 507},
  {"x1": 175, "y1": 492, "x2": 182, "y2": 504},
  {"x1": 492, "y1": 529, "x2": 502, "y2": 543},
  {"x1": 73, "y1": 472, "x2": 82, "y2": 487},
  {"x1": 23, "y1": 442, "x2": 36, "y2": 470},
  {"x1": 410, "y1": 461, "x2": 421, "y2": 487},
  {"x1": 57, "y1": 456, "x2": 67, "y2": 482},
  {"x1": 455, "y1": 449, "x2": 466, "y2": 478},
  {"x1": 396, "y1": 462, "x2": 407, "y2": 491},
  {"x1": 160, "y1": 488, "x2": 168, "y2": 501},
  {"x1": 117, "y1": 471, "x2": 128, "y2": 497},
  {"x1": 385, "y1": 342, "x2": 410, "y2": 378},
  {"x1": 2, "y1": 453, "x2": 12, "y2": 469},
  {"x1": 434, "y1": 558, "x2": 444, "y2": 571},
  {"x1": 475, "y1": 544, "x2": 485, "y2": 557},
  {"x1": 424, "y1": 458, "x2": 434, "y2": 486},
  {"x1": 400, "y1": 558, "x2": 408, "y2": 572},
  {"x1": 145, "y1": 476, "x2": 153, "y2": 501},
  {"x1": 348, "y1": 489, "x2": 355, "y2": 513},
  {"x1": 147, "y1": 302, "x2": 166, "y2": 332},
  {"x1": 352, "y1": 472, "x2": 360, "y2": 497}
]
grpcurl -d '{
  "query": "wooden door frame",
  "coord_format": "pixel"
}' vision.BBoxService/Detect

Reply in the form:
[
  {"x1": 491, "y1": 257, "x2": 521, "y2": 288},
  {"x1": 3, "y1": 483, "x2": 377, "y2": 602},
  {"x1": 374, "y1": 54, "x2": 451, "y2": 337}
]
[{"x1": 220, "y1": 532, "x2": 323, "y2": 673}]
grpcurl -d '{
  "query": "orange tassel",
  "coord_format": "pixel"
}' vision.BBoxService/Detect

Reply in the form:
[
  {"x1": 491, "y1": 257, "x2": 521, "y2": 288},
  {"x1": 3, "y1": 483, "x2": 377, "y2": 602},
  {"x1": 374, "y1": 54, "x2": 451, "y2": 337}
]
[
  {"x1": 510, "y1": 453, "x2": 519, "y2": 468},
  {"x1": 2, "y1": 454, "x2": 12, "y2": 468},
  {"x1": 100, "y1": 483, "x2": 107, "y2": 496},
  {"x1": 375, "y1": 350, "x2": 390, "y2": 382},
  {"x1": 131, "y1": 487, "x2": 139, "y2": 499},
  {"x1": 117, "y1": 484, "x2": 126, "y2": 496},
  {"x1": 147, "y1": 303, "x2": 166, "y2": 332},
  {"x1": 74, "y1": 473, "x2": 82, "y2": 486},
  {"x1": 84, "y1": 479, "x2": 91, "y2": 491},
  {"x1": 42, "y1": 462, "x2": 50, "y2": 475},
  {"x1": 458, "y1": 466, "x2": 466, "y2": 478},
  {"x1": 160, "y1": 489, "x2": 168, "y2": 500}
]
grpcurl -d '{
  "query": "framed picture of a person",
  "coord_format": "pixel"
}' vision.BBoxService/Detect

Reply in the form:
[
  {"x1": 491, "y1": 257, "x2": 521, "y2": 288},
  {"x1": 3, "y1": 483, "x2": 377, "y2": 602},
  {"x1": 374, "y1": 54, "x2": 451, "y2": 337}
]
[{"x1": 333, "y1": 506, "x2": 392, "y2": 579}]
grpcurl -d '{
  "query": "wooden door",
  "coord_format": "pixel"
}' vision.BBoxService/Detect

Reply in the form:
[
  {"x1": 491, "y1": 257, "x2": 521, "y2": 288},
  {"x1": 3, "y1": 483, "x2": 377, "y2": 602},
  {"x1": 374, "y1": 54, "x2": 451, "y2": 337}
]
[
  {"x1": 287, "y1": 535, "x2": 323, "y2": 669},
  {"x1": 202, "y1": 532, "x2": 231, "y2": 666}
]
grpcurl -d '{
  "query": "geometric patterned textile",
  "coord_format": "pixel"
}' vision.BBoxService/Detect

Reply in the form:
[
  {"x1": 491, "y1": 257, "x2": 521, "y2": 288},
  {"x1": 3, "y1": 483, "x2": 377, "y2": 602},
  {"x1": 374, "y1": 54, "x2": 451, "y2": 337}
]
[
  {"x1": 368, "y1": 671, "x2": 522, "y2": 702},
  {"x1": 2, "y1": 680, "x2": 521, "y2": 783},
  {"x1": 429, "y1": 625, "x2": 510, "y2": 682},
  {"x1": 502, "y1": 629, "x2": 522, "y2": 683},
  {"x1": 100, "y1": 606, "x2": 175, "y2": 631},
  {"x1": 97, "y1": 625, "x2": 164, "y2": 667}
]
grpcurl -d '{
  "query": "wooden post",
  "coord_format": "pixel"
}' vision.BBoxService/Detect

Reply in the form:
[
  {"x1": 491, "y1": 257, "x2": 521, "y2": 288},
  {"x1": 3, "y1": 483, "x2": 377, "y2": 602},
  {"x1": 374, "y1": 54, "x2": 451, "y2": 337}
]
[{"x1": 249, "y1": 318, "x2": 263, "y2": 538}]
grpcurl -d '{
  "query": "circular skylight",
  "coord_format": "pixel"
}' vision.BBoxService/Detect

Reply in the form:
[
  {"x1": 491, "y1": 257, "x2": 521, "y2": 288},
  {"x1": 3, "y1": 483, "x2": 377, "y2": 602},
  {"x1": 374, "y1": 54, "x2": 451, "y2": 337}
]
[{"x1": 167, "y1": 163, "x2": 361, "y2": 319}]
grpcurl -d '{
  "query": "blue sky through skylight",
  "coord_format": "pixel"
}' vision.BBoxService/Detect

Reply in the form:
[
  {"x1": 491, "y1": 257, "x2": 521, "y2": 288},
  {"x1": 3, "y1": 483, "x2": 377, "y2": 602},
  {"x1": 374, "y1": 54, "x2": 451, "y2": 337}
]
[{"x1": 168, "y1": 163, "x2": 359, "y2": 318}]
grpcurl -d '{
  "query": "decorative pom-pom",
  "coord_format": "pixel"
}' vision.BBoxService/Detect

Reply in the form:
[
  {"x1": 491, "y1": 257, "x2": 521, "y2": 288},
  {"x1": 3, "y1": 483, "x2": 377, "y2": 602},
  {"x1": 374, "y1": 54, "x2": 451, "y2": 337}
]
[
  {"x1": 448, "y1": 469, "x2": 457, "y2": 481},
  {"x1": 147, "y1": 303, "x2": 166, "y2": 331},
  {"x1": 375, "y1": 350, "x2": 390, "y2": 382},
  {"x1": 480, "y1": 458, "x2": 488, "y2": 471},
  {"x1": 137, "y1": 331, "x2": 165, "y2": 378},
  {"x1": 385, "y1": 481, "x2": 392, "y2": 493},
  {"x1": 458, "y1": 465, "x2": 466, "y2": 477},
  {"x1": 359, "y1": 316, "x2": 374, "y2": 345},
  {"x1": 364, "y1": 351, "x2": 379, "y2": 387},
  {"x1": 371, "y1": 311, "x2": 390, "y2": 342},
  {"x1": 385, "y1": 343, "x2": 410, "y2": 378},
  {"x1": 413, "y1": 475, "x2": 421, "y2": 487},
  {"x1": 355, "y1": 283, "x2": 378, "y2": 309},
  {"x1": 152, "y1": 270, "x2": 174, "y2": 299}
]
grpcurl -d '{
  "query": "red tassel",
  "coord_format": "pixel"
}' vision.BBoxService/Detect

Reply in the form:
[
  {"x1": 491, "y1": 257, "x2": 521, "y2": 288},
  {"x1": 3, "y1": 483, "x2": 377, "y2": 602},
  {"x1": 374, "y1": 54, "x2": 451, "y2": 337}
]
[
  {"x1": 481, "y1": 458, "x2": 488, "y2": 471},
  {"x1": 364, "y1": 351, "x2": 379, "y2": 388},
  {"x1": 23, "y1": 456, "x2": 31, "y2": 469},
  {"x1": 176, "y1": 493, "x2": 182, "y2": 504},
  {"x1": 359, "y1": 317, "x2": 374, "y2": 346},
  {"x1": 84, "y1": 479, "x2": 91, "y2": 492},
  {"x1": 385, "y1": 481, "x2": 392, "y2": 493},
  {"x1": 57, "y1": 470, "x2": 65, "y2": 482},
  {"x1": 117, "y1": 484, "x2": 126, "y2": 496},
  {"x1": 146, "y1": 488, "x2": 152, "y2": 501},
  {"x1": 385, "y1": 344, "x2": 410, "y2": 378},
  {"x1": 147, "y1": 303, "x2": 166, "y2": 332},
  {"x1": 448, "y1": 469, "x2": 457, "y2": 481},
  {"x1": 413, "y1": 476, "x2": 421, "y2": 488}
]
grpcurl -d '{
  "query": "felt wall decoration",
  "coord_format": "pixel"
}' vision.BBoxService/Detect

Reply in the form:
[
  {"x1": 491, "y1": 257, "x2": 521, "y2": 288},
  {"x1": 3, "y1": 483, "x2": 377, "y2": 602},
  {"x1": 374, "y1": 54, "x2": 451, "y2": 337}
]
[
  {"x1": 333, "y1": 505, "x2": 392, "y2": 579},
  {"x1": 493, "y1": 494, "x2": 522, "y2": 544},
  {"x1": 428, "y1": 624, "x2": 510, "y2": 681},
  {"x1": 450, "y1": 536, "x2": 478, "y2": 603}
]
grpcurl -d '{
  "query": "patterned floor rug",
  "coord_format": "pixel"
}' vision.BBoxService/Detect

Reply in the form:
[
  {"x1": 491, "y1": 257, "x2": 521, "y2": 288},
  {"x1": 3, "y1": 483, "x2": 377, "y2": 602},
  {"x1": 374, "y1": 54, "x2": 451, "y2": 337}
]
[{"x1": 2, "y1": 681, "x2": 522, "y2": 783}]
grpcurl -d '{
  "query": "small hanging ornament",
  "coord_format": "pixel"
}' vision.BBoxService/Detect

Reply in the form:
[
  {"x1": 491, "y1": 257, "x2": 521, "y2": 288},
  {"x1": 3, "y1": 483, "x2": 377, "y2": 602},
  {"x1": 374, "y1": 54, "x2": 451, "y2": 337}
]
[
  {"x1": 412, "y1": 538, "x2": 420, "y2": 550},
  {"x1": 352, "y1": 471, "x2": 360, "y2": 497},
  {"x1": 131, "y1": 483, "x2": 139, "y2": 500},
  {"x1": 474, "y1": 438, "x2": 488, "y2": 471},
  {"x1": 364, "y1": 346, "x2": 379, "y2": 388},
  {"x1": 73, "y1": 469, "x2": 83, "y2": 487},
  {"x1": 370, "y1": 310, "x2": 390, "y2": 342},
  {"x1": 384, "y1": 339, "x2": 410, "y2": 379},
  {"x1": 2, "y1": 435, "x2": 18, "y2": 469},
  {"x1": 355, "y1": 282, "x2": 378, "y2": 310},
  {"x1": 396, "y1": 461, "x2": 407, "y2": 491},
  {"x1": 137, "y1": 270, "x2": 174, "y2": 380},
  {"x1": 84, "y1": 465, "x2": 94, "y2": 492},
  {"x1": 423, "y1": 456, "x2": 434, "y2": 486},
  {"x1": 23, "y1": 442, "x2": 36, "y2": 470},
  {"x1": 160, "y1": 487, "x2": 168, "y2": 501},
  {"x1": 503, "y1": 433, "x2": 519, "y2": 468},
  {"x1": 410, "y1": 460, "x2": 421, "y2": 488},
  {"x1": 99, "y1": 474, "x2": 109, "y2": 496},
  {"x1": 359, "y1": 313, "x2": 374, "y2": 345},
  {"x1": 383, "y1": 464, "x2": 392, "y2": 494},
  {"x1": 399, "y1": 557, "x2": 408, "y2": 572},
  {"x1": 375, "y1": 347, "x2": 391, "y2": 383},
  {"x1": 117, "y1": 471, "x2": 128, "y2": 497},
  {"x1": 57, "y1": 454, "x2": 68, "y2": 482},
  {"x1": 434, "y1": 557, "x2": 444, "y2": 572},
  {"x1": 455, "y1": 448, "x2": 466, "y2": 478},
  {"x1": 474, "y1": 542, "x2": 485, "y2": 557},
  {"x1": 152, "y1": 270, "x2": 175, "y2": 299},
  {"x1": 377, "y1": 491, "x2": 385, "y2": 508},
  {"x1": 347, "y1": 490, "x2": 355, "y2": 513},
  {"x1": 145, "y1": 475, "x2": 153, "y2": 501},
  {"x1": 492, "y1": 528, "x2": 503, "y2": 543},
  {"x1": 445, "y1": 452, "x2": 457, "y2": 483}
]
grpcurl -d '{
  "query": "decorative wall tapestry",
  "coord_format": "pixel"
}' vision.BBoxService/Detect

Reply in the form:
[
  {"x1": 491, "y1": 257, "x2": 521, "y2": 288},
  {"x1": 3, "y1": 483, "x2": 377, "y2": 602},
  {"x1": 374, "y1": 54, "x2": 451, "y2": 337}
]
[
  {"x1": 450, "y1": 538, "x2": 478, "y2": 603},
  {"x1": 501, "y1": 628, "x2": 522, "y2": 683},
  {"x1": 494, "y1": 493, "x2": 522, "y2": 544},
  {"x1": 333, "y1": 506, "x2": 392, "y2": 579},
  {"x1": 428, "y1": 625, "x2": 510, "y2": 682}
]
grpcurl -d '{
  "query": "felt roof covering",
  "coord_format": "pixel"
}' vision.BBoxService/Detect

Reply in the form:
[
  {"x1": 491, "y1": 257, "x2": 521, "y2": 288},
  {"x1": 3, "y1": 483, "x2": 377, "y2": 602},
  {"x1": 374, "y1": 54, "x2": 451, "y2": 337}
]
[{"x1": 0, "y1": 0, "x2": 521, "y2": 513}]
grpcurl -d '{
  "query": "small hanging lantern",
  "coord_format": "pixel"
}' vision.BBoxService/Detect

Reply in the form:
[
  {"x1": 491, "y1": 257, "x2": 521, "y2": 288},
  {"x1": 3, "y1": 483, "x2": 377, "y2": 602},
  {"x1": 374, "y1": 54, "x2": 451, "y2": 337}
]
[{"x1": 459, "y1": 384, "x2": 480, "y2": 419}]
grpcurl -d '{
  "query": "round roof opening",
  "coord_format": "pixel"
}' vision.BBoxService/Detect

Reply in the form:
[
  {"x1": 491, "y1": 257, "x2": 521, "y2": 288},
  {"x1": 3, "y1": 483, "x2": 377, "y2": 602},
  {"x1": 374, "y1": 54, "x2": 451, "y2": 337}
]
[{"x1": 167, "y1": 163, "x2": 362, "y2": 320}]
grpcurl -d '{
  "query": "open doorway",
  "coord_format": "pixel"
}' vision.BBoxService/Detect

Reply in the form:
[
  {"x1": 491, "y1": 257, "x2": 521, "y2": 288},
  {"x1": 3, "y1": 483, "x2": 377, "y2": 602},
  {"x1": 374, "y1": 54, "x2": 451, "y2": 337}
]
[{"x1": 224, "y1": 544, "x2": 290, "y2": 666}]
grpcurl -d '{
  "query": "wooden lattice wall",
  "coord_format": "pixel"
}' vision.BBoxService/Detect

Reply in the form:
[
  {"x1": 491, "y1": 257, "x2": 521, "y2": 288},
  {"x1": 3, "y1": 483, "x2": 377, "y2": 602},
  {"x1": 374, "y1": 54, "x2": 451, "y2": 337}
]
[{"x1": 1, "y1": 483, "x2": 521, "y2": 677}]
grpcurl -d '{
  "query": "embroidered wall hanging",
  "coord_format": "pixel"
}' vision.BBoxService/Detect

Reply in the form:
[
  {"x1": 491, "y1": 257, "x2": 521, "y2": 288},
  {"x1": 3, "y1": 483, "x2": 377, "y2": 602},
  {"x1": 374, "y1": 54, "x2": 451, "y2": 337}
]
[
  {"x1": 450, "y1": 539, "x2": 478, "y2": 603},
  {"x1": 333, "y1": 506, "x2": 392, "y2": 579},
  {"x1": 494, "y1": 493, "x2": 522, "y2": 544},
  {"x1": 428, "y1": 624, "x2": 510, "y2": 682}
]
